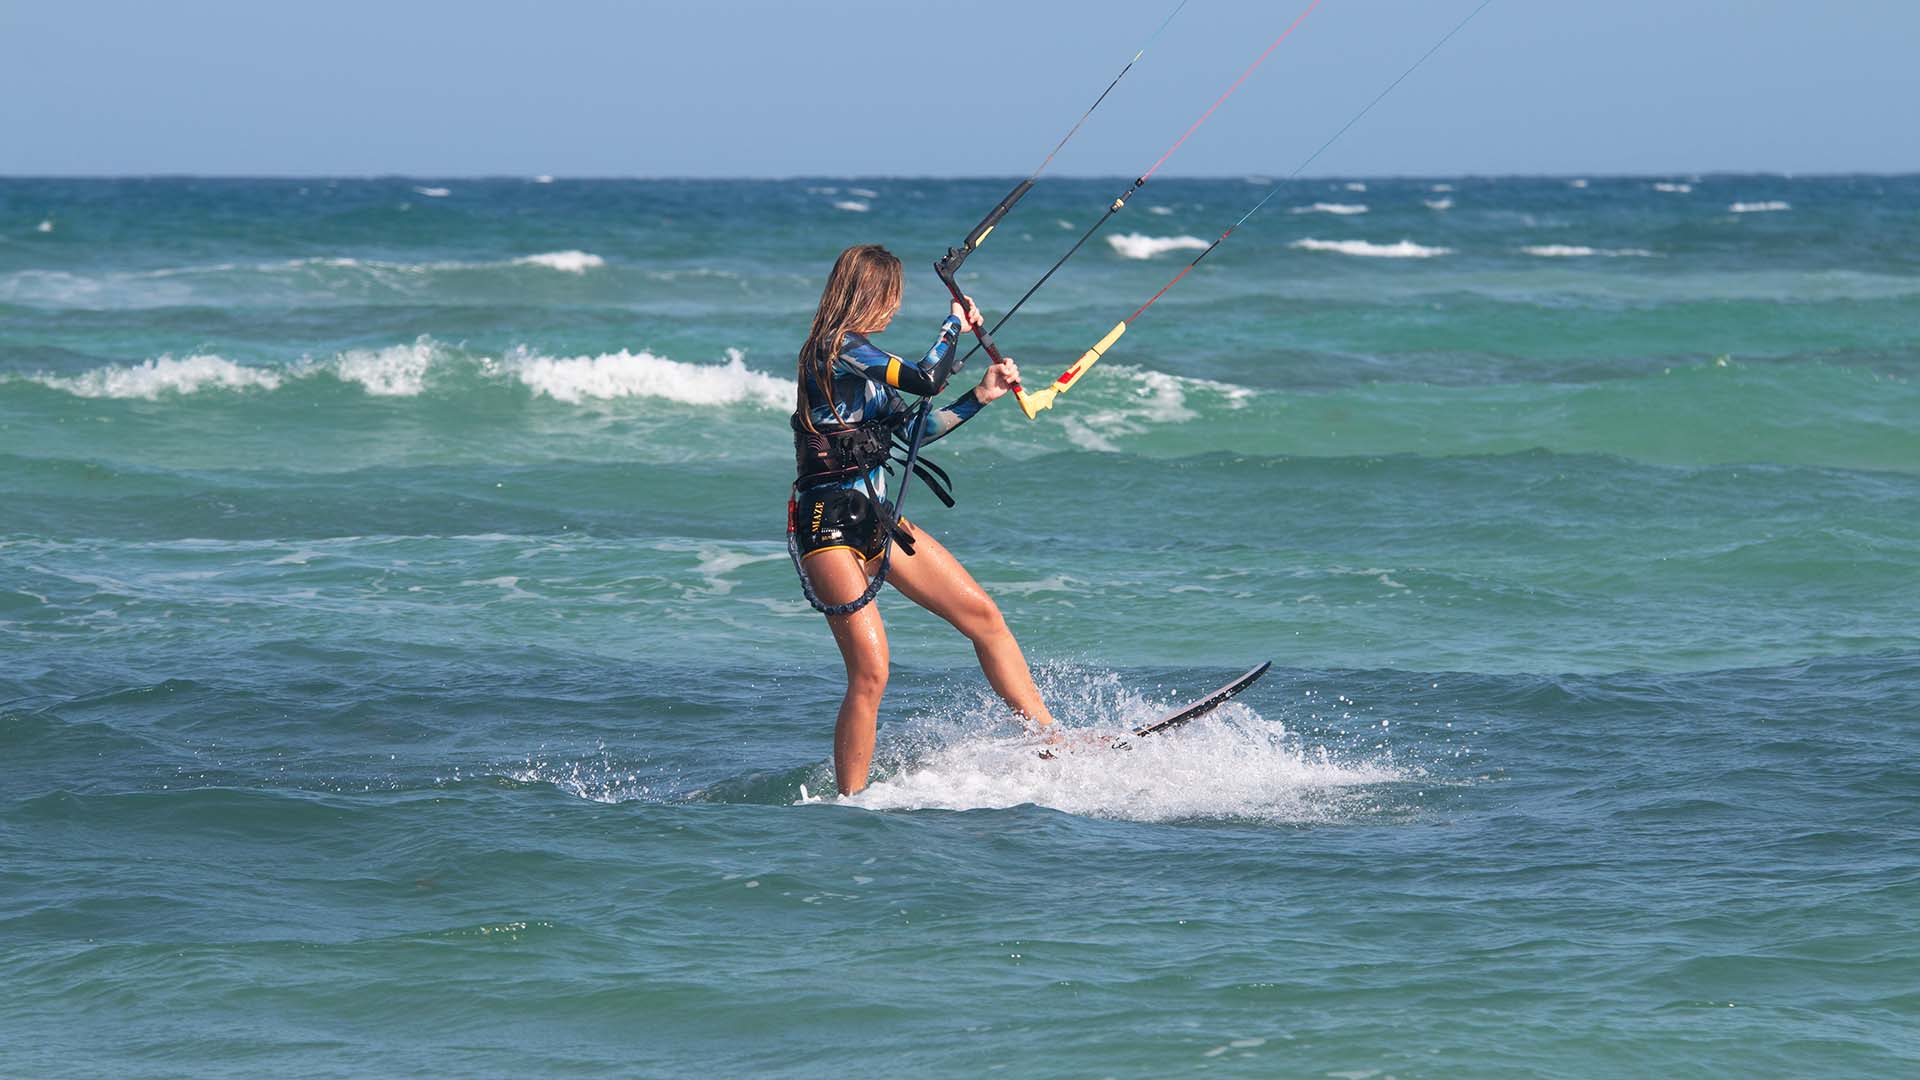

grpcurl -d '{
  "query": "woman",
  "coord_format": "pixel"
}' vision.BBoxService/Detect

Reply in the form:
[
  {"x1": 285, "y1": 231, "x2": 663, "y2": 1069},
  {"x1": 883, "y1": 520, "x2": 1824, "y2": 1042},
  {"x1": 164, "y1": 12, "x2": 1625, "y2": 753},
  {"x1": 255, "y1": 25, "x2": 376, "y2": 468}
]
[{"x1": 790, "y1": 244, "x2": 1055, "y2": 795}]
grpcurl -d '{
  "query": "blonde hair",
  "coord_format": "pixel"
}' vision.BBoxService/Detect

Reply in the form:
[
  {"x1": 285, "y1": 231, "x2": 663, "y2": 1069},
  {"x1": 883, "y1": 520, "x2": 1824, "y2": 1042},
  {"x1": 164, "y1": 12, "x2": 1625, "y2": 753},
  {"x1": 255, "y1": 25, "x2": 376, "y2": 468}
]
[{"x1": 797, "y1": 244, "x2": 903, "y2": 415}]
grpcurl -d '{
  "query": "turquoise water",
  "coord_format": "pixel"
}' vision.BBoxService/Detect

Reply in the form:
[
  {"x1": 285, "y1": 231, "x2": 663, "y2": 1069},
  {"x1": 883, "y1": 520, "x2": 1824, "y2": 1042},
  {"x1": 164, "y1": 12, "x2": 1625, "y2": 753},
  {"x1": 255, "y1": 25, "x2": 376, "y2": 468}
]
[{"x1": 3, "y1": 175, "x2": 1917, "y2": 1076}]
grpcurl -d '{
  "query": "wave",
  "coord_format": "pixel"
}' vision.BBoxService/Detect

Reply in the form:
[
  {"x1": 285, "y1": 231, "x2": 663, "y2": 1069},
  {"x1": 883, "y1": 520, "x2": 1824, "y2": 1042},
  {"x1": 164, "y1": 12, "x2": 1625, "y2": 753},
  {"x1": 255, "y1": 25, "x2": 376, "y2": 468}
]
[
  {"x1": 1569, "y1": 178, "x2": 1590, "y2": 189},
  {"x1": 37, "y1": 219, "x2": 54, "y2": 233},
  {"x1": 412, "y1": 186, "x2": 451, "y2": 198},
  {"x1": 1344, "y1": 181, "x2": 1368, "y2": 192},
  {"x1": 1048, "y1": 365, "x2": 1254, "y2": 453},
  {"x1": 27, "y1": 354, "x2": 286, "y2": 399},
  {"x1": 1521, "y1": 244, "x2": 1657, "y2": 258},
  {"x1": 1654, "y1": 182, "x2": 1693, "y2": 194},
  {"x1": 1730, "y1": 201, "x2": 1791, "y2": 214},
  {"x1": 511, "y1": 250, "x2": 605, "y2": 274},
  {"x1": 1290, "y1": 237, "x2": 1452, "y2": 258},
  {"x1": 847, "y1": 187, "x2": 878, "y2": 199},
  {"x1": 1290, "y1": 203, "x2": 1368, "y2": 216},
  {"x1": 510, "y1": 346, "x2": 788, "y2": 407},
  {"x1": 9, "y1": 338, "x2": 789, "y2": 408},
  {"x1": 1106, "y1": 233, "x2": 1210, "y2": 259},
  {"x1": 1424, "y1": 198, "x2": 1454, "y2": 211},
  {"x1": 0, "y1": 252, "x2": 617, "y2": 308},
  {"x1": 832, "y1": 200, "x2": 870, "y2": 213}
]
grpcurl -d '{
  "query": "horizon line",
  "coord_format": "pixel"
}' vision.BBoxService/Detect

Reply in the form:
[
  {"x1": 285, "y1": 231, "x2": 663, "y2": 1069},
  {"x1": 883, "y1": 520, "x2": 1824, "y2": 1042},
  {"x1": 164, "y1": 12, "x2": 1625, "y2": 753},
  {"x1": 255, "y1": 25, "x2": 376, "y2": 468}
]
[{"x1": 3, "y1": 170, "x2": 1915, "y2": 183}]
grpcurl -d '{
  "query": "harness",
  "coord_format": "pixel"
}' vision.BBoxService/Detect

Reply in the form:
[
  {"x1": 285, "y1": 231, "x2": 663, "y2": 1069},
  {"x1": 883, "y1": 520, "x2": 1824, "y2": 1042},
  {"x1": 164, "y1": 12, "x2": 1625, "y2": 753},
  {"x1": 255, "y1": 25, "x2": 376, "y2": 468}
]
[{"x1": 785, "y1": 387, "x2": 955, "y2": 617}]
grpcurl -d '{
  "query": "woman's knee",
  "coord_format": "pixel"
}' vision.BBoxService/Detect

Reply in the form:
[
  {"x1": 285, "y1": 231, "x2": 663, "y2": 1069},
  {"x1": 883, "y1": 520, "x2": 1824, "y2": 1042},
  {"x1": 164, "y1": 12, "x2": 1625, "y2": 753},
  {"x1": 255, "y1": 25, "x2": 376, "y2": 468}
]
[
  {"x1": 845, "y1": 657, "x2": 889, "y2": 701},
  {"x1": 956, "y1": 594, "x2": 1010, "y2": 644}
]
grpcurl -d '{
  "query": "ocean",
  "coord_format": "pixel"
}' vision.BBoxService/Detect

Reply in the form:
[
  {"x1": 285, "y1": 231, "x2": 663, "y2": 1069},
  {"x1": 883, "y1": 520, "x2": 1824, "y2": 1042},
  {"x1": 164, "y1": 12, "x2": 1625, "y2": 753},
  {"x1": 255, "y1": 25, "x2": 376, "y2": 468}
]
[{"x1": 2, "y1": 175, "x2": 1916, "y2": 1077}]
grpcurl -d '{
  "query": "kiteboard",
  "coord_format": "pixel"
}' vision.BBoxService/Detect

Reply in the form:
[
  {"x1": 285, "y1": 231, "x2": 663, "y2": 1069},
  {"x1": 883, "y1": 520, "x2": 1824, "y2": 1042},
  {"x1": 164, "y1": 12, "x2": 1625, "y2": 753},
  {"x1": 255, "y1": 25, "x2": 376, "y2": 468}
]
[
  {"x1": 1128, "y1": 660, "x2": 1273, "y2": 739},
  {"x1": 1038, "y1": 661, "x2": 1272, "y2": 757}
]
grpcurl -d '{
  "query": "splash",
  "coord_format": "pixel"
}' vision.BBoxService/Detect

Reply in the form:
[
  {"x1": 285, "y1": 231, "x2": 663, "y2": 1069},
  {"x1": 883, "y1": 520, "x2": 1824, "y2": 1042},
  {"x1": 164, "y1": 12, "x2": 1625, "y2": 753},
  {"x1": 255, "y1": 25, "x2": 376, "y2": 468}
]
[{"x1": 833, "y1": 670, "x2": 1409, "y2": 823}]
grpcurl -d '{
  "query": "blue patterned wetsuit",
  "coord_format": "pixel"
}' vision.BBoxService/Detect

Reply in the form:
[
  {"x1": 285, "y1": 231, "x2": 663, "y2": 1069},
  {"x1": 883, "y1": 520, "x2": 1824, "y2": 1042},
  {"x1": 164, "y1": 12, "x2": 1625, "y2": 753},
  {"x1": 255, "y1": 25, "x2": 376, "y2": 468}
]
[{"x1": 791, "y1": 316, "x2": 988, "y2": 561}]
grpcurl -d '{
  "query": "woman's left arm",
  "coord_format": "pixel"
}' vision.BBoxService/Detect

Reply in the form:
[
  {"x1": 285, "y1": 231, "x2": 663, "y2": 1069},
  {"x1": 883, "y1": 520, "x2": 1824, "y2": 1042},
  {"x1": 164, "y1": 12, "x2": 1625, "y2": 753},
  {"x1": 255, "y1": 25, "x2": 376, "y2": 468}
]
[{"x1": 906, "y1": 354, "x2": 1023, "y2": 446}]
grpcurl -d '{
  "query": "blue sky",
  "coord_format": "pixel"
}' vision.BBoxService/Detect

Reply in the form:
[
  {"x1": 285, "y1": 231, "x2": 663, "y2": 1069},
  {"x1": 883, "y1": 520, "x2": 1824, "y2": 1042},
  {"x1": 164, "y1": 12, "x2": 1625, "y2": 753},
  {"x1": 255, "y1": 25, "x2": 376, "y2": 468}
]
[{"x1": 5, "y1": 0, "x2": 1914, "y2": 177}]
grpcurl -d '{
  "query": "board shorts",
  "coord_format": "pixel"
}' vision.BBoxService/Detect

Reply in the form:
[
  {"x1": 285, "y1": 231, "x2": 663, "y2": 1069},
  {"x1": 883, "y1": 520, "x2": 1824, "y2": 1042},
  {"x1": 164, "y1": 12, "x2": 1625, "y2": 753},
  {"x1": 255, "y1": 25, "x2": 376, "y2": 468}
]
[{"x1": 790, "y1": 485, "x2": 911, "y2": 564}]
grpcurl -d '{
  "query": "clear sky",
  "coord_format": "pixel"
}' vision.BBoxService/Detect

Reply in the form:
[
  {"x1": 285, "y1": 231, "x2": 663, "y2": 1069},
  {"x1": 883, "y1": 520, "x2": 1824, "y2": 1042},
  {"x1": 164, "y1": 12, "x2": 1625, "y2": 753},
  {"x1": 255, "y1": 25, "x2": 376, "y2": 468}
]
[{"x1": 5, "y1": 0, "x2": 1914, "y2": 177}]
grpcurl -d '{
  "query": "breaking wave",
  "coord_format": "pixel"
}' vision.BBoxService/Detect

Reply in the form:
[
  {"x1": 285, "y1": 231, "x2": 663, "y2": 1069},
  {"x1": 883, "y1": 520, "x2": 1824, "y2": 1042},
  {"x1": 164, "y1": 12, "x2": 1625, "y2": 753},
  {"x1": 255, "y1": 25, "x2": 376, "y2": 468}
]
[
  {"x1": 1290, "y1": 237, "x2": 1452, "y2": 259},
  {"x1": 1521, "y1": 244, "x2": 1657, "y2": 258},
  {"x1": 512, "y1": 250, "x2": 605, "y2": 273},
  {"x1": 8, "y1": 339, "x2": 789, "y2": 408},
  {"x1": 1106, "y1": 233, "x2": 1211, "y2": 259},
  {"x1": 1291, "y1": 203, "x2": 1368, "y2": 215},
  {"x1": 1729, "y1": 201, "x2": 1791, "y2": 214}
]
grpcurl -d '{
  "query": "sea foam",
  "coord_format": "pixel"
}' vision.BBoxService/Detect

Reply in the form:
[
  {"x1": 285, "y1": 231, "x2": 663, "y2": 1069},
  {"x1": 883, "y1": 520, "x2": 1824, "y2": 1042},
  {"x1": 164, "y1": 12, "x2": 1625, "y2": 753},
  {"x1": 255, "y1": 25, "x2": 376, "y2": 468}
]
[
  {"x1": 1729, "y1": 201, "x2": 1791, "y2": 214},
  {"x1": 1290, "y1": 203, "x2": 1369, "y2": 215},
  {"x1": 1291, "y1": 237, "x2": 1452, "y2": 258},
  {"x1": 833, "y1": 200, "x2": 870, "y2": 213},
  {"x1": 1106, "y1": 233, "x2": 1210, "y2": 259}
]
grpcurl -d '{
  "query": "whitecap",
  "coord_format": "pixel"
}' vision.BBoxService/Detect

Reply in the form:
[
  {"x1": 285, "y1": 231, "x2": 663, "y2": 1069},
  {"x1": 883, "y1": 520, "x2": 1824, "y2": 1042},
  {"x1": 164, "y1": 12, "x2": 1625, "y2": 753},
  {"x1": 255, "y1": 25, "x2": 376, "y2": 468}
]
[
  {"x1": 510, "y1": 346, "x2": 788, "y2": 408},
  {"x1": 847, "y1": 187, "x2": 878, "y2": 198},
  {"x1": 1653, "y1": 182, "x2": 1692, "y2": 194},
  {"x1": 1521, "y1": 244, "x2": 1657, "y2": 258},
  {"x1": 36, "y1": 219, "x2": 54, "y2": 233},
  {"x1": 1289, "y1": 203, "x2": 1368, "y2": 215},
  {"x1": 1105, "y1": 233, "x2": 1210, "y2": 259},
  {"x1": 332, "y1": 338, "x2": 442, "y2": 396},
  {"x1": 412, "y1": 186, "x2": 451, "y2": 198},
  {"x1": 512, "y1": 250, "x2": 605, "y2": 274},
  {"x1": 29, "y1": 354, "x2": 283, "y2": 399},
  {"x1": 833, "y1": 200, "x2": 870, "y2": 213},
  {"x1": 1729, "y1": 201, "x2": 1790, "y2": 214},
  {"x1": 532, "y1": 175, "x2": 555, "y2": 184},
  {"x1": 1344, "y1": 181, "x2": 1368, "y2": 192},
  {"x1": 1569, "y1": 178, "x2": 1590, "y2": 189},
  {"x1": 1290, "y1": 237, "x2": 1452, "y2": 258},
  {"x1": 1423, "y1": 198, "x2": 1453, "y2": 211},
  {"x1": 1429, "y1": 183, "x2": 1454, "y2": 192},
  {"x1": 1148, "y1": 205, "x2": 1174, "y2": 215}
]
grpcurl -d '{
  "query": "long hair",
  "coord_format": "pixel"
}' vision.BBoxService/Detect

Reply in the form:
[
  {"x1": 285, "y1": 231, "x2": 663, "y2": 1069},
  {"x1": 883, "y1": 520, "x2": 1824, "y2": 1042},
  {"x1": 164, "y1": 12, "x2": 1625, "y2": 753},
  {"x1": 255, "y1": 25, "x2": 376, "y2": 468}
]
[{"x1": 796, "y1": 244, "x2": 902, "y2": 418}]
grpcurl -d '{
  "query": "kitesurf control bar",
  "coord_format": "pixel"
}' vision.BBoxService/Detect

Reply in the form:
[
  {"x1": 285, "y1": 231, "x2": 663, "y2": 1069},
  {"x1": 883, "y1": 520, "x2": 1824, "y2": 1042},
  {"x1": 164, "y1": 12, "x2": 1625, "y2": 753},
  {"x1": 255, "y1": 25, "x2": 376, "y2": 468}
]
[{"x1": 933, "y1": 194, "x2": 1033, "y2": 412}]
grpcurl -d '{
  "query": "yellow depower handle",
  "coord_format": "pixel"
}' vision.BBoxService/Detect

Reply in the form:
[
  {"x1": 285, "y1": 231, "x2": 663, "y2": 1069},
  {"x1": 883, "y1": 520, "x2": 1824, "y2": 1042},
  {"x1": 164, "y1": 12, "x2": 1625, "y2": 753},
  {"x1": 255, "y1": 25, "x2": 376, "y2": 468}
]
[{"x1": 1017, "y1": 321, "x2": 1127, "y2": 420}]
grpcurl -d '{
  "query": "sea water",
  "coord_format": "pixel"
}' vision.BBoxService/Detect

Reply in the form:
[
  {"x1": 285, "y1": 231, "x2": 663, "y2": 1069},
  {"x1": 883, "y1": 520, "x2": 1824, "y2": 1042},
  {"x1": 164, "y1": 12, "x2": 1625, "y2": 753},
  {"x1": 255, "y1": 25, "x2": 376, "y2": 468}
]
[{"x1": 2, "y1": 176, "x2": 1916, "y2": 1076}]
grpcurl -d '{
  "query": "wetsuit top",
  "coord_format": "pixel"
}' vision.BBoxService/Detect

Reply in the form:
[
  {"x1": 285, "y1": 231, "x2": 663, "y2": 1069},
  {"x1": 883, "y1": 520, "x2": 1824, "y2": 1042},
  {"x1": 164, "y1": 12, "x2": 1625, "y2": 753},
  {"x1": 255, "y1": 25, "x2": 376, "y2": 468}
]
[{"x1": 796, "y1": 315, "x2": 987, "y2": 497}]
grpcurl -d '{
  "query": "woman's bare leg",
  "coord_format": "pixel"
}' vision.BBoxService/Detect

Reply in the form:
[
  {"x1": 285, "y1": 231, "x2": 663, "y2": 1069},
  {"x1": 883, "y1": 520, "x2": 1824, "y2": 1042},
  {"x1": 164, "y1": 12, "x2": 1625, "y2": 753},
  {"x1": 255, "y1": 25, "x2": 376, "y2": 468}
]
[
  {"x1": 804, "y1": 550, "x2": 890, "y2": 795},
  {"x1": 884, "y1": 524, "x2": 1055, "y2": 727}
]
